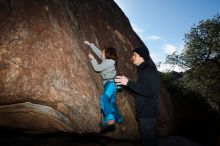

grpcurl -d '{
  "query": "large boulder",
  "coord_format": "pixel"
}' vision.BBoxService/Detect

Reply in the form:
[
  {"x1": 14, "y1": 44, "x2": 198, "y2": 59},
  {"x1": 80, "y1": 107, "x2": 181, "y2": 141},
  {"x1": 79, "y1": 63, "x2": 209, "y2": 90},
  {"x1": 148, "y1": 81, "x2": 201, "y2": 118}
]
[{"x1": 0, "y1": 0, "x2": 175, "y2": 139}]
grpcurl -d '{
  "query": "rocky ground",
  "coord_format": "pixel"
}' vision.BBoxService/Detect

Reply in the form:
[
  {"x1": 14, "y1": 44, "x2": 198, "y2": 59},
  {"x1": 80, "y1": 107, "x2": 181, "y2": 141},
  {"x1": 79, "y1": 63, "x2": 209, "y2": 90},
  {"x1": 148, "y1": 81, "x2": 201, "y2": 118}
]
[{"x1": 0, "y1": 128, "x2": 203, "y2": 146}]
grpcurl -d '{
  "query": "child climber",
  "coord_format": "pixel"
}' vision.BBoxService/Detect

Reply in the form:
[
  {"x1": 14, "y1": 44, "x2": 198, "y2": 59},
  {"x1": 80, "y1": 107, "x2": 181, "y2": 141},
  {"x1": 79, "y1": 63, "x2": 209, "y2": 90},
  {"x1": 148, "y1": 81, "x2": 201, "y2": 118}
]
[{"x1": 84, "y1": 41, "x2": 122, "y2": 129}]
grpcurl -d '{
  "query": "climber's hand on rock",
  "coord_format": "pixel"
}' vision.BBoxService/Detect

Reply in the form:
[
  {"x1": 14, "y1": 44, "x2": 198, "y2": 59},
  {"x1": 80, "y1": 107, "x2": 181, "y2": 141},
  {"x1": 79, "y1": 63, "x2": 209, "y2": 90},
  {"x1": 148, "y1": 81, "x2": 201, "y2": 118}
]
[
  {"x1": 84, "y1": 41, "x2": 91, "y2": 46},
  {"x1": 88, "y1": 53, "x2": 94, "y2": 60}
]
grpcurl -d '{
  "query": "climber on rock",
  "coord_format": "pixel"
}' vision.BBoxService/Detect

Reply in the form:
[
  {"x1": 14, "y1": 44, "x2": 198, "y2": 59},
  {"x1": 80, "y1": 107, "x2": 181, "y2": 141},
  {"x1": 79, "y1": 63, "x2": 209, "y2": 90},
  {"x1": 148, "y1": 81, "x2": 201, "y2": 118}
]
[{"x1": 84, "y1": 41, "x2": 123, "y2": 130}]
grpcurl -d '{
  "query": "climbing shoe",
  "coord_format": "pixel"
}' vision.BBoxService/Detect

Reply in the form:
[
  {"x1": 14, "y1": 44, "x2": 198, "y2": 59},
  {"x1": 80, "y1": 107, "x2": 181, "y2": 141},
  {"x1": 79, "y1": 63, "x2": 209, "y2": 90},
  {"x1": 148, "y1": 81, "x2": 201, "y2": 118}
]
[{"x1": 99, "y1": 120, "x2": 115, "y2": 129}]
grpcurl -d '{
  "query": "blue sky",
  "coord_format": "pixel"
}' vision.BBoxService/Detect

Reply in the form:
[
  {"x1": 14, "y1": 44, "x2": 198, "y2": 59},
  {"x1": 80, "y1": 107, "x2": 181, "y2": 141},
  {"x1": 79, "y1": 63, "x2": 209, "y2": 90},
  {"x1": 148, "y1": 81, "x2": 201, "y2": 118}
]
[{"x1": 114, "y1": 0, "x2": 220, "y2": 72}]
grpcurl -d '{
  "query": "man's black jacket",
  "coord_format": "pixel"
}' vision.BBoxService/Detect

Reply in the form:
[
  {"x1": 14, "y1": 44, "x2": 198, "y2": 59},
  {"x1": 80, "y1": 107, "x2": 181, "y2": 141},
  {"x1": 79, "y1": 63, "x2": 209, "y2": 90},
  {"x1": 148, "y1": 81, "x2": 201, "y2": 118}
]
[{"x1": 127, "y1": 62, "x2": 160, "y2": 118}]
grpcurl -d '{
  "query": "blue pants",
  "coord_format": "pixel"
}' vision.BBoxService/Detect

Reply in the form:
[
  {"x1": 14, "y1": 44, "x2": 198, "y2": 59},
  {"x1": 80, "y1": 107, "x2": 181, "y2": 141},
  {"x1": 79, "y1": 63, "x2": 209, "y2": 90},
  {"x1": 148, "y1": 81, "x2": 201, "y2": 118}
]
[{"x1": 101, "y1": 81, "x2": 122, "y2": 123}]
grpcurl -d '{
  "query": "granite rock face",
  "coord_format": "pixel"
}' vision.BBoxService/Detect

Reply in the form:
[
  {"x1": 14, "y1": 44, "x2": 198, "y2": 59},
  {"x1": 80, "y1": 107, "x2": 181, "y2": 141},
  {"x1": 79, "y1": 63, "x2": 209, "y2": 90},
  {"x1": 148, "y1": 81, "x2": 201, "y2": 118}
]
[{"x1": 0, "y1": 0, "x2": 175, "y2": 139}]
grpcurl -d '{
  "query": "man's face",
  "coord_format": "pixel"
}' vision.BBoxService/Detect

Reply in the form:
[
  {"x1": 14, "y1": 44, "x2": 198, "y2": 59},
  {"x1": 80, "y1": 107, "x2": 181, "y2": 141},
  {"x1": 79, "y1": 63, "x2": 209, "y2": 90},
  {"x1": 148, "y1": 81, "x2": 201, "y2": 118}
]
[{"x1": 131, "y1": 52, "x2": 144, "y2": 66}]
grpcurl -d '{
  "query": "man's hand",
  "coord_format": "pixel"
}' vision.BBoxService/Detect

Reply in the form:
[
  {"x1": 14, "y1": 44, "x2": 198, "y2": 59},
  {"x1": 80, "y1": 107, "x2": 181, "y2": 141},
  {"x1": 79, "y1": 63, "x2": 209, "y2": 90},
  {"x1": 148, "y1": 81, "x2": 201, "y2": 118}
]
[
  {"x1": 115, "y1": 75, "x2": 129, "y2": 86},
  {"x1": 84, "y1": 41, "x2": 91, "y2": 46},
  {"x1": 88, "y1": 53, "x2": 94, "y2": 60}
]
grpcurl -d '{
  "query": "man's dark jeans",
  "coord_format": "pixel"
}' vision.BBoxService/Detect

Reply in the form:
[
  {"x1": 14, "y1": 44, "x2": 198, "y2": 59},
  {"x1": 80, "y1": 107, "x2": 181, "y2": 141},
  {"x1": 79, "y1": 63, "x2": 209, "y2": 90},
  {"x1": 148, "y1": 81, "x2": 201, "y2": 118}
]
[{"x1": 138, "y1": 117, "x2": 158, "y2": 146}]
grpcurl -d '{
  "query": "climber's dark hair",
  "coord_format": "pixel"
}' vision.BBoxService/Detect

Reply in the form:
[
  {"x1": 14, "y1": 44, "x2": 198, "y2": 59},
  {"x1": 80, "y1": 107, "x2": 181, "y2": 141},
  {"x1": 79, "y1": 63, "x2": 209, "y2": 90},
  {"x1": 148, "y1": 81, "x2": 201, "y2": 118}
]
[{"x1": 103, "y1": 47, "x2": 117, "y2": 64}]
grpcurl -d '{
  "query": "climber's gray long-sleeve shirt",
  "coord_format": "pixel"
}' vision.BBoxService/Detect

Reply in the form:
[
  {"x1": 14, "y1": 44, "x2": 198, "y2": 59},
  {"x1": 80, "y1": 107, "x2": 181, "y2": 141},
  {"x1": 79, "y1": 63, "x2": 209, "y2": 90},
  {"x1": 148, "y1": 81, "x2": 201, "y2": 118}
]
[{"x1": 89, "y1": 43, "x2": 116, "y2": 84}]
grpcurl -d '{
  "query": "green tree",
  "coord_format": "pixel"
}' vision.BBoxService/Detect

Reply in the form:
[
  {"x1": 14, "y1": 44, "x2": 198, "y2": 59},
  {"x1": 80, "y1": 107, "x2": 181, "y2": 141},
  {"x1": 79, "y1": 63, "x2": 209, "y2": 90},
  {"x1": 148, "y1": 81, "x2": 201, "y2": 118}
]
[
  {"x1": 166, "y1": 14, "x2": 220, "y2": 112},
  {"x1": 167, "y1": 14, "x2": 220, "y2": 69}
]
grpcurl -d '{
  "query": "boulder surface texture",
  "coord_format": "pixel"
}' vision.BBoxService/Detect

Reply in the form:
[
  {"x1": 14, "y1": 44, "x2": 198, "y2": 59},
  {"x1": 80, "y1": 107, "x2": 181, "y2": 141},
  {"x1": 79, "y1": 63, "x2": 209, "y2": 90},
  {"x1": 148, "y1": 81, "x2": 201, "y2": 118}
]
[{"x1": 0, "y1": 0, "x2": 175, "y2": 139}]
